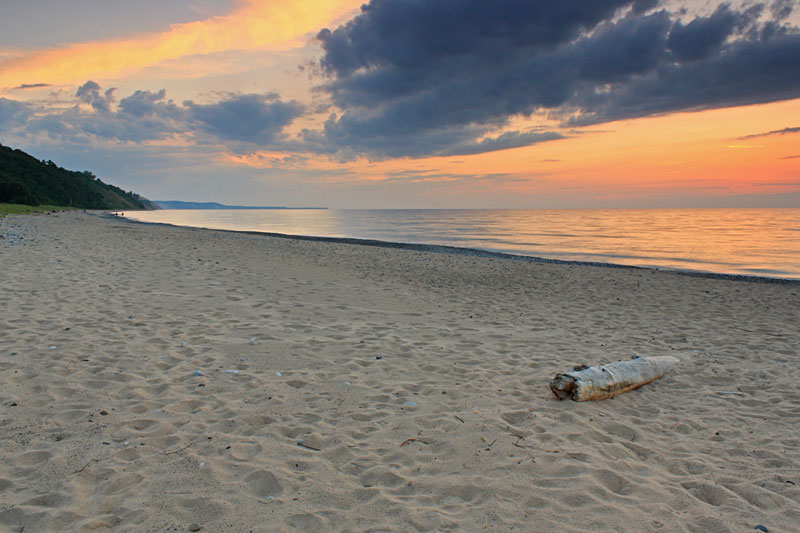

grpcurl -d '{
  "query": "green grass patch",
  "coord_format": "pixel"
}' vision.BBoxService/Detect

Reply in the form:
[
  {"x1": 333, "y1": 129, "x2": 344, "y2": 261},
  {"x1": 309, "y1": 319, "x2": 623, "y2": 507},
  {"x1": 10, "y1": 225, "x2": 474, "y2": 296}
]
[{"x1": 0, "y1": 203, "x2": 78, "y2": 217}]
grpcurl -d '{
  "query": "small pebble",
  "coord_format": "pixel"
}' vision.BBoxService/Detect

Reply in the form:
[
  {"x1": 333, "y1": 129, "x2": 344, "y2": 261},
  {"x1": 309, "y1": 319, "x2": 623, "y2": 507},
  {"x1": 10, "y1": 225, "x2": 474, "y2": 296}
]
[
  {"x1": 181, "y1": 342, "x2": 189, "y2": 347},
  {"x1": 249, "y1": 337, "x2": 257, "y2": 345},
  {"x1": 123, "y1": 440, "x2": 130, "y2": 446},
  {"x1": 49, "y1": 346, "x2": 57, "y2": 350},
  {"x1": 225, "y1": 369, "x2": 239, "y2": 374},
  {"x1": 100, "y1": 410, "x2": 108, "y2": 416},
  {"x1": 275, "y1": 372, "x2": 282, "y2": 376},
  {"x1": 188, "y1": 523, "x2": 202, "y2": 532},
  {"x1": 404, "y1": 401, "x2": 417, "y2": 407},
  {"x1": 375, "y1": 356, "x2": 382, "y2": 360},
  {"x1": 755, "y1": 526, "x2": 769, "y2": 532},
  {"x1": 8, "y1": 402, "x2": 17, "y2": 407},
  {"x1": 344, "y1": 381, "x2": 351, "y2": 386},
  {"x1": 193, "y1": 370, "x2": 204, "y2": 377}
]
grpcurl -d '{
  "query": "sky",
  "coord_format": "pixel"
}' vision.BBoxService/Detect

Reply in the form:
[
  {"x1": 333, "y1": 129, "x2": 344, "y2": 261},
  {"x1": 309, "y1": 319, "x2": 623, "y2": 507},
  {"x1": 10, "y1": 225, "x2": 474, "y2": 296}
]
[{"x1": 1, "y1": 0, "x2": 799, "y2": 208}]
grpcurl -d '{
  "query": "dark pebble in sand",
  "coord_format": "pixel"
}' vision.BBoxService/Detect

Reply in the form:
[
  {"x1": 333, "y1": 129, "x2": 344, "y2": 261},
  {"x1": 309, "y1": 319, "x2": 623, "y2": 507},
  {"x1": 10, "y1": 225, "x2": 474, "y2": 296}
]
[
  {"x1": 188, "y1": 524, "x2": 202, "y2": 531},
  {"x1": 376, "y1": 356, "x2": 382, "y2": 360},
  {"x1": 755, "y1": 526, "x2": 769, "y2": 532},
  {"x1": 9, "y1": 402, "x2": 17, "y2": 407},
  {"x1": 100, "y1": 410, "x2": 108, "y2": 416}
]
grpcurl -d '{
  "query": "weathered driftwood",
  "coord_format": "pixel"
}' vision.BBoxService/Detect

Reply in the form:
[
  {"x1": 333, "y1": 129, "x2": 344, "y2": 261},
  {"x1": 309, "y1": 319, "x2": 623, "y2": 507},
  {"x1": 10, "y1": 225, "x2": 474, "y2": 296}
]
[{"x1": 550, "y1": 356, "x2": 679, "y2": 401}]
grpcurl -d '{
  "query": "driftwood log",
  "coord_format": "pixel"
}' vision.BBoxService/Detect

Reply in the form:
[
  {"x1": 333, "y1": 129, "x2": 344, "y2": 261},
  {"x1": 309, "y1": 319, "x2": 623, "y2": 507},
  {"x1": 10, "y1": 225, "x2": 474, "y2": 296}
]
[{"x1": 550, "y1": 356, "x2": 679, "y2": 401}]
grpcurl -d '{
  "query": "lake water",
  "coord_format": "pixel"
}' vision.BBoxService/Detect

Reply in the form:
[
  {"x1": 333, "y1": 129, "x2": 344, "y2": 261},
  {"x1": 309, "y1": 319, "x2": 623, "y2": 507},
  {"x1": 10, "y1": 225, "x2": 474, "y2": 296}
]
[{"x1": 124, "y1": 208, "x2": 800, "y2": 280}]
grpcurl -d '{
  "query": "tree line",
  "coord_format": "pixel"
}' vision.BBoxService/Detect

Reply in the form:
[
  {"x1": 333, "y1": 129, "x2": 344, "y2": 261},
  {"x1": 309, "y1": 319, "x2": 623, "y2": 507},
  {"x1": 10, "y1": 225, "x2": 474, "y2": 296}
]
[{"x1": 0, "y1": 143, "x2": 150, "y2": 210}]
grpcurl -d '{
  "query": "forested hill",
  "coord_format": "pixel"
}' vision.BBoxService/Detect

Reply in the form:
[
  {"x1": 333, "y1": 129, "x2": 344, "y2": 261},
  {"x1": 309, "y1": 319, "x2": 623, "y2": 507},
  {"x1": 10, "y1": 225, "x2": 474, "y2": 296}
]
[{"x1": 0, "y1": 143, "x2": 154, "y2": 210}]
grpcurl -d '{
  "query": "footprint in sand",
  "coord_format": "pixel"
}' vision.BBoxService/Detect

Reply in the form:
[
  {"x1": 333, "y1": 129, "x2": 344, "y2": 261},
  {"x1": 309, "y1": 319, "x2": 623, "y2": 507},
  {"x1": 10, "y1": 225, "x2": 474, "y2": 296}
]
[{"x1": 244, "y1": 470, "x2": 284, "y2": 499}]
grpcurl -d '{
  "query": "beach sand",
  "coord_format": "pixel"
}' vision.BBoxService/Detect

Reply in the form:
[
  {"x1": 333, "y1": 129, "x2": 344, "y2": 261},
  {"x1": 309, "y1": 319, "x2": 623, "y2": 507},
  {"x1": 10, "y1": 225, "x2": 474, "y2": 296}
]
[{"x1": 1, "y1": 211, "x2": 798, "y2": 532}]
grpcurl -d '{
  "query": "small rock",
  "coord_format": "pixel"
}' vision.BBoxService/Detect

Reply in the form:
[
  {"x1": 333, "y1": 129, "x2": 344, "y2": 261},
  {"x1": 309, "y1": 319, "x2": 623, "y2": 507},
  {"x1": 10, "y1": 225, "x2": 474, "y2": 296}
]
[
  {"x1": 100, "y1": 410, "x2": 108, "y2": 416},
  {"x1": 375, "y1": 356, "x2": 383, "y2": 360},
  {"x1": 9, "y1": 402, "x2": 17, "y2": 407},
  {"x1": 225, "y1": 369, "x2": 239, "y2": 374},
  {"x1": 404, "y1": 401, "x2": 417, "y2": 407},
  {"x1": 193, "y1": 370, "x2": 204, "y2": 377},
  {"x1": 755, "y1": 526, "x2": 769, "y2": 532},
  {"x1": 248, "y1": 337, "x2": 258, "y2": 345},
  {"x1": 188, "y1": 523, "x2": 203, "y2": 532},
  {"x1": 275, "y1": 372, "x2": 282, "y2": 376},
  {"x1": 49, "y1": 346, "x2": 57, "y2": 350}
]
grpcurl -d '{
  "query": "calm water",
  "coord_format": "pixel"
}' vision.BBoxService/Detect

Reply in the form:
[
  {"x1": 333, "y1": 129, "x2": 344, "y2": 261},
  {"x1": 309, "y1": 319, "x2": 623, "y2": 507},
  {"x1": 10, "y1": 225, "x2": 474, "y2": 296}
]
[{"x1": 125, "y1": 208, "x2": 800, "y2": 280}]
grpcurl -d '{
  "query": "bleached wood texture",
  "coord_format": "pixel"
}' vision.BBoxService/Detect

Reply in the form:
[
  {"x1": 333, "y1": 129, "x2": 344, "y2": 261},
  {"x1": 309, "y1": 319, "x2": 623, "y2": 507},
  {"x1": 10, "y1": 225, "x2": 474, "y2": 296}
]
[{"x1": 550, "y1": 356, "x2": 679, "y2": 401}]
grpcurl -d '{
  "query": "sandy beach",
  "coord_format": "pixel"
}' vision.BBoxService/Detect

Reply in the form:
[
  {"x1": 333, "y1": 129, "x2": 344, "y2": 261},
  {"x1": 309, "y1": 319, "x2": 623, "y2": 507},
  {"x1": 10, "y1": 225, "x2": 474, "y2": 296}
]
[{"x1": 1, "y1": 211, "x2": 798, "y2": 532}]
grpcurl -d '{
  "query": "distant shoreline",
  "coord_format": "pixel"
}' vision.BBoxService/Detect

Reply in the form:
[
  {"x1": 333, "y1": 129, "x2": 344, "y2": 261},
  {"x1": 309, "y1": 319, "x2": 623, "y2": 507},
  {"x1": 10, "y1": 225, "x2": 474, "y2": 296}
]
[
  {"x1": 107, "y1": 211, "x2": 800, "y2": 285},
  {"x1": 154, "y1": 200, "x2": 327, "y2": 210}
]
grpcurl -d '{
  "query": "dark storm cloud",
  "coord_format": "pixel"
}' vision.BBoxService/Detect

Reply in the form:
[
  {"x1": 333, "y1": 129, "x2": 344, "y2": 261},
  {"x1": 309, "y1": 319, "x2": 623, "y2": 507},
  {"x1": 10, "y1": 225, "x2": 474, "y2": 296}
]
[
  {"x1": 312, "y1": 0, "x2": 800, "y2": 158},
  {"x1": 184, "y1": 93, "x2": 305, "y2": 144},
  {"x1": 440, "y1": 130, "x2": 566, "y2": 157},
  {"x1": 666, "y1": 5, "x2": 741, "y2": 62},
  {"x1": 13, "y1": 83, "x2": 51, "y2": 90},
  {"x1": 571, "y1": 31, "x2": 800, "y2": 125},
  {"x1": 738, "y1": 126, "x2": 800, "y2": 139},
  {"x1": 770, "y1": 0, "x2": 795, "y2": 21}
]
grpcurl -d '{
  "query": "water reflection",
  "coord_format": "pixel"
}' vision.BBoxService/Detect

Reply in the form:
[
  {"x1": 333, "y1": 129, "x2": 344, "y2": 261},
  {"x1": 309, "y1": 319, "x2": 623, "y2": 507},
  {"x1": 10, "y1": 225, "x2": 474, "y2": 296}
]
[{"x1": 127, "y1": 208, "x2": 800, "y2": 279}]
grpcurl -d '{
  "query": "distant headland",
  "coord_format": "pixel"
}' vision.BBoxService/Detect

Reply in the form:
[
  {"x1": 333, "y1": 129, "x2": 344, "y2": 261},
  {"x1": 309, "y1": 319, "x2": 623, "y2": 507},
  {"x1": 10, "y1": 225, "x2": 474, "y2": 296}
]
[
  {"x1": 154, "y1": 201, "x2": 327, "y2": 210},
  {"x1": 1, "y1": 142, "x2": 156, "y2": 211}
]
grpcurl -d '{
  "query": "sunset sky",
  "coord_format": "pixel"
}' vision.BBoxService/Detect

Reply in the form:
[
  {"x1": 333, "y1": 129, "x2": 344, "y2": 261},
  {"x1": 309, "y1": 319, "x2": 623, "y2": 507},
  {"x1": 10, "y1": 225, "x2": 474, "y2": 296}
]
[{"x1": 1, "y1": 0, "x2": 798, "y2": 208}]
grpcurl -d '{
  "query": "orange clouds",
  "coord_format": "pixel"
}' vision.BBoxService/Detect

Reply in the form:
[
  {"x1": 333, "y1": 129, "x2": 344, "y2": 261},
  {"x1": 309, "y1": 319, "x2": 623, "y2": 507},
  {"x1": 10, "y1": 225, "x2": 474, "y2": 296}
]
[
  {"x1": 0, "y1": 0, "x2": 360, "y2": 89},
  {"x1": 235, "y1": 98, "x2": 800, "y2": 203}
]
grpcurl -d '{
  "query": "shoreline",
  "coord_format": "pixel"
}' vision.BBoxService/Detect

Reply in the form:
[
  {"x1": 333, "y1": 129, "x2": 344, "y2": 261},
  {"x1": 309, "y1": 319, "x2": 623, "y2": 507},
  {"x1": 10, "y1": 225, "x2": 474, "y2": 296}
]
[
  {"x1": 110, "y1": 211, "x2": 800, "y2": 286},
  {"x1": 2, "y1": 211, "x2": 799, "y2": 532}
]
